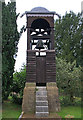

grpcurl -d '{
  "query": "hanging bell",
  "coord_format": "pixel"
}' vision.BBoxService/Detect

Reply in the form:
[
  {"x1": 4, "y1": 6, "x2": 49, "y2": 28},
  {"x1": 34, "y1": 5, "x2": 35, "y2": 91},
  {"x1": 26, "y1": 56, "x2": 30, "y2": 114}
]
[{"x1": 35, "y1": 40, "x2": 44, "y2": 50}]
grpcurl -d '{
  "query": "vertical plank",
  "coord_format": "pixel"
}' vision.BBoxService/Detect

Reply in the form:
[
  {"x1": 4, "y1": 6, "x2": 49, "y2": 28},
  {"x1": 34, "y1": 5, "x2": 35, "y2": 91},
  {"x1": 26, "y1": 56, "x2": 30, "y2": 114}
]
[{"x1": 36, "y1": 57, "x2": 46, "y2": 83}]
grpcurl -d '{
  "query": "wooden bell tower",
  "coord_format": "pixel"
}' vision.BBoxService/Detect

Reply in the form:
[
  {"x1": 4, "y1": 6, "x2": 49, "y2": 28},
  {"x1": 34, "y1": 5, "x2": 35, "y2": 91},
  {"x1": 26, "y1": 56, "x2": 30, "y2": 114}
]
[
  {"x1": 22, "y1": 7, "x2": 60, "y2": 118},
  {"x1": 26, "y1": 7, "x2": 56, "y2": 84}
]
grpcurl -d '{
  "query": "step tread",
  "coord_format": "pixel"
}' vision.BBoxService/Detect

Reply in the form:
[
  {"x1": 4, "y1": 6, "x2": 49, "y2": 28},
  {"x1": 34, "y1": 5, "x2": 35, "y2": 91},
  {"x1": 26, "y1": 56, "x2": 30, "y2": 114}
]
[
  {"x1": 36, "y1": 112, "x2": 49, "y2": 117},
  {"x1": 36, "y1": 101, "x2": 48, "y2": 106},
  {"x1": 36, "y1": 107, "x2": 48, "y2": 112},
  {"x1": 36, "y1": 112, "x2": 49, "y2": 113},
  {"x1": 36, "y1": 98, "x2": 47, "y2": 101},
  {"x1": 36, "y1": 106, "x2": 48, "y2": 107},
  {"x1": 36, "y1": 101, "x2": 48, "y2": 102},
  {"x1": 36, "y1": 91, "x2": 47, "y2": 96},
  {"x1": 36, "y1": 96, "x2": 47, "y2": 97},
  {"x1": 36, "y1": 87, "x2": 46, "y2": 88},
  {"x1": 35, "y1": 86, "x2": 49, "y2": 117}
]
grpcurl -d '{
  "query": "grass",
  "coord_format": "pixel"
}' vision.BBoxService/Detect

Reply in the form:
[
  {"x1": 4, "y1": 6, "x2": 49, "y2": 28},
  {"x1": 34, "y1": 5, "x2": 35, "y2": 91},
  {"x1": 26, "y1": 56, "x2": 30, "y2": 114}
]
[
  {"x1": 2, "y1": 99, "x2": 21, "y2": 119},
  {"x1": 2, "y1": 97, "x2": 82, "y2": 119},
  {"x1": 57, "y1": 106, "x2": 82, "y2": 118},
  {"x1": 57, "y1": 96, "x2": 82, "y2": 118}
]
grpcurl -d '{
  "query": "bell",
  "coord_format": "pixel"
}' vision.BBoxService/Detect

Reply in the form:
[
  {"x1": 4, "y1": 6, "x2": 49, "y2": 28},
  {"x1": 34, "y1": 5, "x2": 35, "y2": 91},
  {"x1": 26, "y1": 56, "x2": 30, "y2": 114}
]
[{"x1": 35, "y1": 40, "x2": 44, "y2": 50}]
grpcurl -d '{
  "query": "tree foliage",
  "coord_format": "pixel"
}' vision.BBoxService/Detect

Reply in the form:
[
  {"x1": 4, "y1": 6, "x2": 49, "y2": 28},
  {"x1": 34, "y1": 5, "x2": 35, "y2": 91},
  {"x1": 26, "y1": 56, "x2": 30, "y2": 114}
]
[
  {"x1": 2, "y1": 1, "x2": 19, "y2": 100},
  {"x1": 11, "y1": 65, "x2": 26, "y2": 104},
  {"x1": 55, "y1": 11, "x2": 83, "y2": 66},
  {"x1": 56, "y1": 57, "x2": 81, "y2": 104}
]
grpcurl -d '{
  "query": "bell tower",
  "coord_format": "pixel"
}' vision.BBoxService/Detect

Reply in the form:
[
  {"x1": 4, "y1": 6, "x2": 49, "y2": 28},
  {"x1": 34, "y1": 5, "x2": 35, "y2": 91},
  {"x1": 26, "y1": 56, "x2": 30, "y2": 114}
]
[
  {"x1": 22, "y1": 7, "x2": 60, "y2": 118},
  {"x1": 26, "y1": 7, "x2": 56, "y2": 84}
]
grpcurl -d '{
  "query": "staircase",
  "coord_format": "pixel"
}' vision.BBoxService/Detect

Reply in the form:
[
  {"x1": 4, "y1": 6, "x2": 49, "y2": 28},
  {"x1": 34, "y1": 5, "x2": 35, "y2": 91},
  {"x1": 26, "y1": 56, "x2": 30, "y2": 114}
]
[{"x1": 35, "y1": 86, "x2": 49, "y2": 117}]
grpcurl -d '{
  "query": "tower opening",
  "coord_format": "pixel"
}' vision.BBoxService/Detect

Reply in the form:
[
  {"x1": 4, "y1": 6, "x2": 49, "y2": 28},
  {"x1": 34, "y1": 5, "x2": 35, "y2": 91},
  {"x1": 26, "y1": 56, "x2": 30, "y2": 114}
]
[
  {"x1": 36, "y1": 83, "x2": 46, "y2": 86},
  {"x1": 31, "y1": 18, "x2": 50, "y2": 30}
]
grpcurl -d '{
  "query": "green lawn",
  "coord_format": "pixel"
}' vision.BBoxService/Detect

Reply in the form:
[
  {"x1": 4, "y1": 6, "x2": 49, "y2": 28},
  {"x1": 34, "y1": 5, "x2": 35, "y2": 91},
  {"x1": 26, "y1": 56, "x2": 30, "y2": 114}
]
[
  {"x1": 2, "y1": 100, "x2": 21, "y2": 119},
  {"x1": 57, "y1": 106, "x2": 82, "y2": 118},
  {"x1": 2, "y1": 99, "x2": 82, "y2": 119}
]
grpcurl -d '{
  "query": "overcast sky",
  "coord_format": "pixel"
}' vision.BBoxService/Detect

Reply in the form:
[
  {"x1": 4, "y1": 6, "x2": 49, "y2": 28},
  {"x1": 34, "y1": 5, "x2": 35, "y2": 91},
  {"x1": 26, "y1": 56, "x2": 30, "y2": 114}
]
[{"x1": 5, "y1": 0, "x2": 82, "y2": 72}]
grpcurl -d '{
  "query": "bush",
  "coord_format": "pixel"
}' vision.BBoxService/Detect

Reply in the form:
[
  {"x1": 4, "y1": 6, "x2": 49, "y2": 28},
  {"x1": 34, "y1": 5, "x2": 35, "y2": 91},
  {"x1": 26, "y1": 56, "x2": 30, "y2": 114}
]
[
  {"x1": 12, "y1": 94, "x2": 22, "y2": 105},
  {"x1": 74, "y1": 97, "x2": 81, "y2": 106},
  {"x1": 56, "y1": 58, "x2": 81, "y2": 104},
  {"x1": 2, "y1": 91, "x2": 9, "y2": 100},
  {"x1": 60, "y1": 96, "x2": 81, "y2": 106},
  {"x1": 60, "y1": 96, "x2": 72, "y2": 106},
  {"x1": 11, "y1": 65, "x2": 26, "y2": 104}
]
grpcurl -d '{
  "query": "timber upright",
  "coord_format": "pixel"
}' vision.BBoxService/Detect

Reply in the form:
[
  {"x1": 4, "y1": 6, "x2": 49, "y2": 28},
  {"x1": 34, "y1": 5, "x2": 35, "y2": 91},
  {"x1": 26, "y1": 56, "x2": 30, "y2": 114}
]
[{"x1": 22, "y1": 7, "x2": 60, "y2": 118}]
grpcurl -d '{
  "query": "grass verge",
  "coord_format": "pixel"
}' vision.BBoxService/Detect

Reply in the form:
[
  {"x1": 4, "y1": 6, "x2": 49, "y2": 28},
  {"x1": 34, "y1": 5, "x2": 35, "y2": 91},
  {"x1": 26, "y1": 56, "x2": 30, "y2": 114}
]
[
  {"x1": 2, "y1": 99, "x2": 21, "y2": 118},
  {"x1": 57, "y1": 106, "x2": 82, "y2": 118},
  {"x1": 2, "y1": 99, "x2": 82, "y2": 119}
]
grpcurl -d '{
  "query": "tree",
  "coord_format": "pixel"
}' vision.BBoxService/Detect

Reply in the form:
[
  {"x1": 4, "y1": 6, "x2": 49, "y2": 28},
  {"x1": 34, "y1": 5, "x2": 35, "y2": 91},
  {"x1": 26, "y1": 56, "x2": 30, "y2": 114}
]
[
  {"x1": 55, "y1": 11, "x2": 83, "y2": 66},
  {"x1": 2, "y1": 1, "x2": 19, "y2": 100},
  {"x1": 56, "y1": 57, "x2": 81, "y2": 104},
  {"x1": 11, "y1": 65, "x2": 26, "y2": 104}
]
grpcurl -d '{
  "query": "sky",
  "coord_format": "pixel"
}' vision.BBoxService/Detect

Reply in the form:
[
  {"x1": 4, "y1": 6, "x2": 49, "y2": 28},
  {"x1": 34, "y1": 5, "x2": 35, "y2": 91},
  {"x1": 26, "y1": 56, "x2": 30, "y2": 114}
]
[{"x1": 5, "y1": 0, "x2": 82, "y2": 72}]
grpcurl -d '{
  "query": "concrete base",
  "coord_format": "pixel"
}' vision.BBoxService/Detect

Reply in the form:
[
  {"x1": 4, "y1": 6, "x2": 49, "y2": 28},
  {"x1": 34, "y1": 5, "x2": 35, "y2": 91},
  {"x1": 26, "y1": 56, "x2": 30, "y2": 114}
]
[
  {"x1": 22, "y1": 83, "x2": 36, "y2": 113},
  {"x1": 22, "y1": 82, "x2": 60, "y2": 116},
  {"x1": 47, "y1": 82, "x2": 60, "y2": 112}
]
